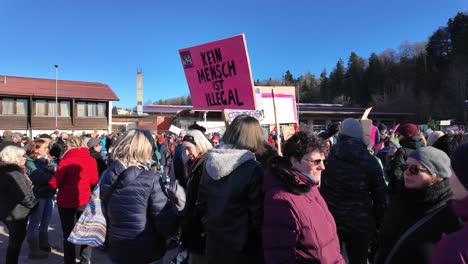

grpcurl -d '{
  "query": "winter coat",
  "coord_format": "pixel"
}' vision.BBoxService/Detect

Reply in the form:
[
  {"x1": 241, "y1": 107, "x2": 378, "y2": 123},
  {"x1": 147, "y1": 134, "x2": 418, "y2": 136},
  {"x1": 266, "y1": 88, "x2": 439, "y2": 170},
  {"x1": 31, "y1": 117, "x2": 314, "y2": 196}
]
[
  {"x1": 25, "y1": 157, "x2": 56, "y2": 198},
  {"x1": 198, "y1": 144, "x2": 264, "y2": 264},
  {"x1": 172, "y1": 144, "x2": 189, "y2": 189},
  {"x1": 376, "y1": 179, "x2": 464, "y2": 264},
  {"x1": 99, "y1": 160, "x2": 178, "y2": 264},
  {"x1": 263, "y1": 156, "x2": 344, "y2": 264},
  {"x1": 180, "y1": 153, "x2": 208, "y2": 254},
  {"x1": 320, "y1": 137, "x2": 387, "y2": 234},
  {"x1": 388, "y1": 136, "x2": 425, "y2": 195},
  {"x1": 90, "y1": 148, "x2": 108, "y2": 177},
  {"x1": 49, "y1": 147, "x2": 98, "y2": 208},
  {"x1": 0, "y1": 163, "x2": 37, "y2": 221},
  {"x1": 432, "y1": 196, "x2": 468, "y2": 264},
  {"x1": 158, "y1": 142, "x2": 170, "y2": 167}
]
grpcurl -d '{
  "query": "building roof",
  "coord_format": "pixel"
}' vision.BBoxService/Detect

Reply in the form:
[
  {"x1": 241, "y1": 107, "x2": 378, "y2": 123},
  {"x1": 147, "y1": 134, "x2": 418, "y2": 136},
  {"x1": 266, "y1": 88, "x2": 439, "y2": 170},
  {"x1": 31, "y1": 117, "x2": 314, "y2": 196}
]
[
  {"x1": 141, "y1": 105, "x2": 191, "y2": 114},
  {"x1": 0, "y1": 75, "x2": 119, "y2": 101},
  {"x1": 297, "y1": 103, "x2": 414, "y2": 117}
]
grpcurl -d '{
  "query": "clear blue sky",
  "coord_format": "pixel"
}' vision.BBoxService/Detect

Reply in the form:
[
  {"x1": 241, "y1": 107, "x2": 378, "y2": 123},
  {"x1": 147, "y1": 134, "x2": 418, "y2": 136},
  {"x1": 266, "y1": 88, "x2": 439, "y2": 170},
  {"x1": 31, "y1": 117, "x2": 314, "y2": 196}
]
[{"x1": 1, "y1": 1, "x2": 466, "y2": 108}]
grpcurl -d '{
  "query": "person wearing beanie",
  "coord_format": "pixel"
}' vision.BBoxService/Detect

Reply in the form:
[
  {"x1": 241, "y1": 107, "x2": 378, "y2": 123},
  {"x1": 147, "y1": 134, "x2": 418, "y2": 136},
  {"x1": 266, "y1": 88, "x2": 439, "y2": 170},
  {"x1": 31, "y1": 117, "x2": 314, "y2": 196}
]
[
  {"x1": 432, "y1": 143, "x2": 468, "y2": 263},
  {"x1": 388, "y1": 123, "x2": 425, "y2": 197},
  {"x1": 427, "y1": 131, "x2": 444, "y2": 146},
  {"x1": 376, "y1": 147, "x2": 464, "y2": 264},
  {"x1": 87, "y1": 138, "x2": 107, "y2": 177},
  {"x1": 320, "y1": 118, "x2": 386, "y2": 264},
  {"x1": 211, "y1": 133, "x2": 220, "y2": 147},
  {"x1": 339, "y1": 118, "x2": 364, "y2": 139}
]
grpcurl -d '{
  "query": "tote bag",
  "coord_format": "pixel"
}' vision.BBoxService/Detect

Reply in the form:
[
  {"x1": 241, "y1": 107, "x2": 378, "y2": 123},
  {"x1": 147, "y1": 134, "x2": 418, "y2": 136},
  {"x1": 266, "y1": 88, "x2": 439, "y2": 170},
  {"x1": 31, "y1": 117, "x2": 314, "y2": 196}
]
[{"x1": 67, "y1": 184, "x2": 107, "y2": 249}]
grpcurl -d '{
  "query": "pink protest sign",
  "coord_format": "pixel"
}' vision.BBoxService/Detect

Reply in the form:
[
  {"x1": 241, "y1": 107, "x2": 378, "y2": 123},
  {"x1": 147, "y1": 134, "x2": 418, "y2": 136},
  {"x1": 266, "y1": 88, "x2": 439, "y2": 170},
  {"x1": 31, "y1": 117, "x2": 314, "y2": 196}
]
[{"x1": 179, "y1": 34, "x2": 256, "y2": 110}]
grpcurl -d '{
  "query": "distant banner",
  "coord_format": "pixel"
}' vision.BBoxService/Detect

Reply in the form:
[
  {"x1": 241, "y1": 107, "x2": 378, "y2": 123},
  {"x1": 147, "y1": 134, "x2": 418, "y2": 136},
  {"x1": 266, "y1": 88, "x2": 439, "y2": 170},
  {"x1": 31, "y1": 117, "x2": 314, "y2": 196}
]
[
  {"x1": 224, "y1": 109, "x2": 265, "y2": 124},
  {"x1": 179, "y1": 34, "x2": 256, "y2": 110}
]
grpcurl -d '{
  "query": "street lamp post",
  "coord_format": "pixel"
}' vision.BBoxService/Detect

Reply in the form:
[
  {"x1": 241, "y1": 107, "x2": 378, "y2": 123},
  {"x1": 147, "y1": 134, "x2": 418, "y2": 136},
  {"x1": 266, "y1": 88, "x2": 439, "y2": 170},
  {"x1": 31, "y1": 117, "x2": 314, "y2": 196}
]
[{"x1": 54, "y1": 65, "x2": 58, "y2": 130}]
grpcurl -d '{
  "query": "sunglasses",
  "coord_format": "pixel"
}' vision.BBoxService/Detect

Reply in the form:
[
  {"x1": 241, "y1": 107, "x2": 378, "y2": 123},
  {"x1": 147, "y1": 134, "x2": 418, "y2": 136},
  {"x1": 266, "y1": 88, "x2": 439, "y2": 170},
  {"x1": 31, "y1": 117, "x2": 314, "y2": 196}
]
[
  {"x1": 302, "y1": 158, "x2": 327, "y2": 166},
  {"x1": 400, "y1": 164, "x2": 430, "y2": 175}
]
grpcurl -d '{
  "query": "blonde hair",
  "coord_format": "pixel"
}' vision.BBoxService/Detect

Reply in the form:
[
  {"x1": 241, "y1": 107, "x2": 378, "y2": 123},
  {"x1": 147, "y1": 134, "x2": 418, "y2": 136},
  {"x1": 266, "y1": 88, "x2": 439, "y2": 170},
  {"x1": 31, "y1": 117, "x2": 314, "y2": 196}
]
[
  {"x1": 0, "y1": 146, "x2": 26, "y2": 164},
  {"x1": 222, "y1": 115, "x2": 263, "y2": 152},
  {"x1": 111, "y1": 129, "x2": 154, "y2": 169},
  {"x1": 67, "y1": 136, "x2": 86, "y2": 148},
  {"x1": 182, "y1": 129, "x2": 212, "y2": 155}
]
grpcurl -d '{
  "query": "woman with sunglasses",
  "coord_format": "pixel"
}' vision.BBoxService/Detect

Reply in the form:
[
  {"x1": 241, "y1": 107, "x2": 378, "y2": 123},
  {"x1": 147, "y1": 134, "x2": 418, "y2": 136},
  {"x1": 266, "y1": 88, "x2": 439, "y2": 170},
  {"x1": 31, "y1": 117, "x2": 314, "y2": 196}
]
[
  {"x1": 376, "y1": 146, "x2": 464, "y2": 264},
  {"x1": 263, "y1": 131, "x2": 344, "y2": 263},
  {"x1": 432, "y1": 142, "x2": 468, "y2": 263},
  {"x1": 174, "y1": 129, "x2": 213, "y2": 263}
]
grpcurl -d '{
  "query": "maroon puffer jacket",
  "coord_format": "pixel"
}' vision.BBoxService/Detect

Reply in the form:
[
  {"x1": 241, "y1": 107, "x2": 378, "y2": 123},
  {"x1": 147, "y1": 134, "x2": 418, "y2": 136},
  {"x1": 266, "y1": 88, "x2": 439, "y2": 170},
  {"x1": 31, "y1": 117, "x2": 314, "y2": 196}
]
[{"x1": 263, "y1": 156, "x2": 344, "y2": 264}]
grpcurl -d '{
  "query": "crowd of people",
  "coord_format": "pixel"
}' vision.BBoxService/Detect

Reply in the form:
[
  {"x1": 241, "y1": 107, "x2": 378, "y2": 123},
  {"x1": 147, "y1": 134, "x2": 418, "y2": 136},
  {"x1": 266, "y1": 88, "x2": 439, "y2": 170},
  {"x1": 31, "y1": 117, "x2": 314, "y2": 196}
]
[{"x1": 0, "y1": 116, "x2": 467, "y2": 264}]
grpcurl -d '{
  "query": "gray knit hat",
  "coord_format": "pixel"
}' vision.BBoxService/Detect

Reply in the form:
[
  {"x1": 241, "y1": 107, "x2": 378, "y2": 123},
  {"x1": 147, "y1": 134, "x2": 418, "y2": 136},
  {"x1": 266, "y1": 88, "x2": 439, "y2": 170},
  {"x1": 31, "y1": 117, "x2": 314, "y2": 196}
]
[
  {"x1": 339, "y1": 118, "x2": 363, "y2": 139},
  {"x1": 408, "y1": 146, "x2": 451, "y2": 178},
  {"x1": 87, "y1": 138, "x2": 101, "y2": 149}
]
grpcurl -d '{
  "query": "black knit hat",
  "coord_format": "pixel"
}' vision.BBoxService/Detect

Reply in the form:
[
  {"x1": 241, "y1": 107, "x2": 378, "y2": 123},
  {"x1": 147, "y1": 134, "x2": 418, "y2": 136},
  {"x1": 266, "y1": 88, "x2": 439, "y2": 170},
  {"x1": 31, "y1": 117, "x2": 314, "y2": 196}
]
[{"x1": 451, "y1": 142, "x2": 468, "y2": 190}]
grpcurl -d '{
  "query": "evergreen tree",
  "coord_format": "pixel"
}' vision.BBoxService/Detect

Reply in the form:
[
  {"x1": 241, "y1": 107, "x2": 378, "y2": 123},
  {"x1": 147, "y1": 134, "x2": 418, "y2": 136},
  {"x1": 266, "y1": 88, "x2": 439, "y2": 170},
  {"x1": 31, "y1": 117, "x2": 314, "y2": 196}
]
[
  {"x1": 345, "y1": 52, "x2": 366, "y2": 106},
  {"x1": 319, "y1": 69, "x2": 329, "y2": 103},
  {"x1": 282, "y1": 70, "x2": 296, "y2": 86},
  {"x1": 328, "y1": 59, "x2": 346, "y2": 103}
]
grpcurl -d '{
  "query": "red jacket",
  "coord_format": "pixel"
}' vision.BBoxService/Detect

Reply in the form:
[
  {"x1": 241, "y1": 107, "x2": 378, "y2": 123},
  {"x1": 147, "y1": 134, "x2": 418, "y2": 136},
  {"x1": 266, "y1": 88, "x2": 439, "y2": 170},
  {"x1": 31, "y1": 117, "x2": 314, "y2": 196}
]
[{"x1": 49, "y1": 147, "x2": 98, "y2": 208}]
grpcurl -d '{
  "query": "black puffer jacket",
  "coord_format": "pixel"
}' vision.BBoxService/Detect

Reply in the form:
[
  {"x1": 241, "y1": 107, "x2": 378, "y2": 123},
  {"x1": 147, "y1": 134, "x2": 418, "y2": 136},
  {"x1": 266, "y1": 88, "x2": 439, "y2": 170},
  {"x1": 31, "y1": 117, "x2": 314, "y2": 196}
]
[
  {"x1": 180, "y1": 153, "x2": 208, "y2": 254},
  {"x1": 0, "y1": 163, "x2": 37, "y2": 221},
  {"x1": 89, "y1": 148, "x2": 108, "y2": 177},
  {"x1": 198, "y1": 144, "x2": 264, "y2": 264},
  {"x1": 388, "y1": 136, "x2": 425, "y2": 195},
  {"x1": 320, "y1": 136, "x2": 387, "y2": 234}
]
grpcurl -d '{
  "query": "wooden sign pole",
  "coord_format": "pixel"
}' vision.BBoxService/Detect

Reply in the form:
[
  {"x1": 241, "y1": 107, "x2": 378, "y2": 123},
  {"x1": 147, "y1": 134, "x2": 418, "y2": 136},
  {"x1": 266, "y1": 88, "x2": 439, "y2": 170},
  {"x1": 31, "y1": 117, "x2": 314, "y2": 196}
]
[{"x1": 272, "y1": 87, "x2": 282, "y2": 155}]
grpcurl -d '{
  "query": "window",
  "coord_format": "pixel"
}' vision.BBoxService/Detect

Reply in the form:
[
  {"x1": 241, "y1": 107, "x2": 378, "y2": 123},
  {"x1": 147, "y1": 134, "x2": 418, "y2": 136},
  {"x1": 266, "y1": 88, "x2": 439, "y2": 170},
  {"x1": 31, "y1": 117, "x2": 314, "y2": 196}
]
[
  {"x1": 77, "y1": 102, "x2": 86, "y2": 117},
  {"x1": 35, "y1": 99, "x2": 70, "y2": 117},
  {"x1": 97, "y1": 103, "x2": 106, "y2": 117},
  {"x1": 2, "y1": 99, "x2": 14, "y2": 115},
  {"x1": 88, "y1": 103, "x2": 97, "y2": 117},
  {"x1": 0, "y1": 98, "x2": 28, "y2": 116},
  {"x1": 77, "y1": 101, "x2": 106, "y2": 118},
  {"x1": 48, "y1": 101, "x2": 56, "y2": 117},
  {"x1": 312, "y1": 120, "x2": 327, "y2": 133},
  {"x1": 16, "y1": 99, "x2": 27, "y2": 115},
  {"x1": 60, "y1": 101, "x2": 70, "y2": 117}
]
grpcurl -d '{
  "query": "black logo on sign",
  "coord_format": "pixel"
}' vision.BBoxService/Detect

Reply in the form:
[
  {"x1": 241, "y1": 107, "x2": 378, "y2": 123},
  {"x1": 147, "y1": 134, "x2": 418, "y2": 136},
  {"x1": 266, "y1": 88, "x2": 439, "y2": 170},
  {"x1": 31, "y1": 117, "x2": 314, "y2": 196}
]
[{"x1": 180, "y1": 51, "x2": 193, "y2": 68}]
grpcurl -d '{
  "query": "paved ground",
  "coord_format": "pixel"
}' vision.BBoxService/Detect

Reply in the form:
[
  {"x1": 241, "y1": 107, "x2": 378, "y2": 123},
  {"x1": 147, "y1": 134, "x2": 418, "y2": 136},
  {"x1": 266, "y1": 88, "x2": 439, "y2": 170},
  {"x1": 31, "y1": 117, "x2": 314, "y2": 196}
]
[{"x1": 0, "y1": 205, "x2": 176, "y2": 263}]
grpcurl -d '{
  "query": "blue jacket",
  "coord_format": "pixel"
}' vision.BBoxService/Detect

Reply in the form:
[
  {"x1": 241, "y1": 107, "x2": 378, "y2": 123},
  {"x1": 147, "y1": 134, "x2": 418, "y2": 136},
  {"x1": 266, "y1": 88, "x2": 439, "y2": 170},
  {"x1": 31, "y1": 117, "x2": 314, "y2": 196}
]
[{"x1": 99, "y1": 161, "x2": 178, "y2": 264}]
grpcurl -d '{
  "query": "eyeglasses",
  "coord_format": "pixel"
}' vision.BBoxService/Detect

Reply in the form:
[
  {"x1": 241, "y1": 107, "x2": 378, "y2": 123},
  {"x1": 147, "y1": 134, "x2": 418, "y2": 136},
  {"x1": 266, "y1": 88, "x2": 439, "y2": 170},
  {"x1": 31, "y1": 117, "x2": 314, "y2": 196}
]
[
  {"x1": 302, "y1": 158, "x2": 327, "y2": 166},
  {"x1": 400, "y1": 164, "x2": 430, "y2": 175}
]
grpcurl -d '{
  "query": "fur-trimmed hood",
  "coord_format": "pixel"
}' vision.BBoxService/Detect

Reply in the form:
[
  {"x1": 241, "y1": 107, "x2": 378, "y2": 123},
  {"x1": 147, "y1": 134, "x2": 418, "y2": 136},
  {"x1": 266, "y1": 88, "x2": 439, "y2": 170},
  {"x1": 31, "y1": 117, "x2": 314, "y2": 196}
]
[
  {"x1": 204, "y1": 144, "x2": 255, "y2": 180},
  {"x1": 264, "y1": 156, "x2": 312, "y2": 195}
]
